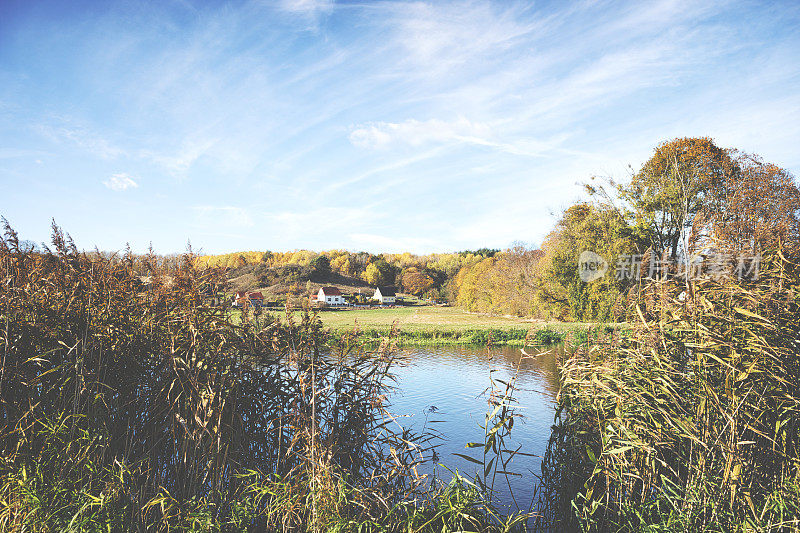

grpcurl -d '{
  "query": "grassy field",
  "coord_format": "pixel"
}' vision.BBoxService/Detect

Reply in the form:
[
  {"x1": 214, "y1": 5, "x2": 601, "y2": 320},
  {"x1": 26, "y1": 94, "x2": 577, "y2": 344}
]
[
  {"x1": 233, "y1": 304, "x2": 594, "y2": 345},
  {"x1": 312, "y1": 305, "x2": 540, "y2": 332},
  {"x1": 299, "y1": 304, "x2": 592, "y2": 345}
]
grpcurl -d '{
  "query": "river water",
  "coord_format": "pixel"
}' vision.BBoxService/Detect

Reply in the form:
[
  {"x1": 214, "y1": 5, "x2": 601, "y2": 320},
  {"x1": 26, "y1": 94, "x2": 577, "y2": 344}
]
[{"x1": 387, "y1": 344, "x2": 561, "y2": 513}]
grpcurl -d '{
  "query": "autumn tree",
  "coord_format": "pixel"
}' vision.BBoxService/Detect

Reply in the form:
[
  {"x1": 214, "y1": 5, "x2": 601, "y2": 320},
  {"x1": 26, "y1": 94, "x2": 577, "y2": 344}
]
[
  {"x1": 452, "y1": 256, "x2": 495, "y2": 312},
  {"x1": 446, "y1": 245, "x2": 544, "y2": 316},
  {"x1": 495, "y1": 244, "x2": 543, "y2": 316},
  {"x1": 700, "y1": 151, "x2": 800, "y2": 253},
  {"x1": 364, "y1": 259, "x2": 394, "y2": 286},
  {"x1": 351, "y1": 252, "x2": 372, "y2": 278},
  {"x1": 615, "y1": 137, "x2": 736, "y2": 258},
  {"x1": 537, "y1": 203, "x2": 634, "y2": 320},
  {"x1": 401, "y1": 266, "x2": 435, "y2": 296}
]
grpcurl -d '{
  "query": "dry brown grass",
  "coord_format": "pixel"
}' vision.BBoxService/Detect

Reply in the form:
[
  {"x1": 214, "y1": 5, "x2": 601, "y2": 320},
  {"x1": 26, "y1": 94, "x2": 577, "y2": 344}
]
[
  {"x1": 536, "y1": 250, "x2": 800, "y2": 531},
  {"x1": 0, "y1": 220, "x2": 432, "y2": 531}
]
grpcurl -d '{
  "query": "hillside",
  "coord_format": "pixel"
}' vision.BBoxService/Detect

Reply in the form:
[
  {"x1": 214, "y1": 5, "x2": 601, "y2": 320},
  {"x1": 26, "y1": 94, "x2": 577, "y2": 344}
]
[{"x1": 224, "y1": 261, "x2": 376, "y2": 302}]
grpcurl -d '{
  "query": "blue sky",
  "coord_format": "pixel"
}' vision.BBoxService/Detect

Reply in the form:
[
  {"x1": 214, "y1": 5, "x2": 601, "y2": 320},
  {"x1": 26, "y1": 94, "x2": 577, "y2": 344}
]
[{"x1": 1, "y1": 0, "x2": 799, "y2": 254}]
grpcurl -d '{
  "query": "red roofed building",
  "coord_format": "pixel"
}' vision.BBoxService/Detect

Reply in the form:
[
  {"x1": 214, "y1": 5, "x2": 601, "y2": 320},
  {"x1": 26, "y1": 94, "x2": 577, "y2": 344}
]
[
  {"x1": 317, "y1": 286, "x2": 345, "y2": 306},
  {"x1": 248, "y1": 291, "x2": 264, "y2": 303},
  {"x1": 235, "y1": 291, "x2": 264, "y2": 307}
]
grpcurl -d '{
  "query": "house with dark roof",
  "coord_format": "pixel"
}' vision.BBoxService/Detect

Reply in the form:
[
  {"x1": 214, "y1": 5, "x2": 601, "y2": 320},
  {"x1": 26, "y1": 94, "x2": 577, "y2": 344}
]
[
  {"x1": 372, "y1": 286, "x2": 396, "y2": 305},
  {"x1": 318, "y1": 286, "x2": 345, "y2": 306}
]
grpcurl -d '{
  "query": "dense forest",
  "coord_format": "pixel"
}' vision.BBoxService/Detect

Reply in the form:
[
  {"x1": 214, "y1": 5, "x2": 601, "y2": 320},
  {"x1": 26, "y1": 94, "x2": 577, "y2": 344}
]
[{"x1": 197, "y1": 137, "x2": 800, "y2": 321}]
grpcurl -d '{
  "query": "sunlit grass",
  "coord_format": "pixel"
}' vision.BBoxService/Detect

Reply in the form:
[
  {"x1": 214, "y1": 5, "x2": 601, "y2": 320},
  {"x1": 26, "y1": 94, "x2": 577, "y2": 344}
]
[
  {"x1": 229, "y1": 305, "x2": 597, "y2": 345},
  {"x1": 305, "y1": 305, "x2": 588, "y2": 333}
]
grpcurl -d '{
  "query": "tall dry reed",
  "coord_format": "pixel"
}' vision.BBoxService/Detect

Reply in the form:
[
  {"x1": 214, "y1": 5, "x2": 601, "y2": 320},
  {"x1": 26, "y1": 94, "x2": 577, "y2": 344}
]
[
  {"x1": 537, "y1": 249, "x2": 800, "y2": 531},
  {"x1": 0, "y1": 220, "x2": 432, "y2": 531}
]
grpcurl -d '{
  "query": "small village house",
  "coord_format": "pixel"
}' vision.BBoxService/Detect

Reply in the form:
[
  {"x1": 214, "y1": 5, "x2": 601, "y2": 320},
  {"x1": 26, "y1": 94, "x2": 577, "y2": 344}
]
[
  {"x1": 248, "y1": 291, "x2": 264, "y2": 307},
  {"x1": 318, "y1": 286, "x2": 345, "y2": 306},
  {"x1": 372, "y1": 286, "x2": 396, "y2": 305},
  {"x1": 234, "y1": 291, "x2": 264, "y2": 307}
]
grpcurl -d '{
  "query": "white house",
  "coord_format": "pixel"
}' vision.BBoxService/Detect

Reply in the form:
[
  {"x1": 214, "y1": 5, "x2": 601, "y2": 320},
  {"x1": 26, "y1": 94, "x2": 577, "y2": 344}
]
[
  {"x1": 318, "y1": 286, "x2": 345, "y2": 306},
  {"x1": 372, "y1": 286, "x2": 396, "y2": 305}
]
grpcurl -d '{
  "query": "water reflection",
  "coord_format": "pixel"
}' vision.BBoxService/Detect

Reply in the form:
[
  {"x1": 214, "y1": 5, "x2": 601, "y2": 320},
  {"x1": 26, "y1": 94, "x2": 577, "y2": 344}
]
[{"x1": 388, "y1": 344, "x2": 562, "y2": 512}]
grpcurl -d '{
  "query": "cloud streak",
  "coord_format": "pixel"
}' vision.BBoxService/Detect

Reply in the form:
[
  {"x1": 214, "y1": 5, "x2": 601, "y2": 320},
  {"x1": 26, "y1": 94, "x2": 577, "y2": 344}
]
[
  {"x1": 192, "y1": 206, "x2": 254, "y2": 228},
  {"x1": 104, "y1": 173, "x2": 139, "y2": 191},
  {"x1": 1, "y1": 0, "x2": 798, "y2": 253},
  {"x1": 349, "y1": 118, "x2": 491, "y2": 149}
]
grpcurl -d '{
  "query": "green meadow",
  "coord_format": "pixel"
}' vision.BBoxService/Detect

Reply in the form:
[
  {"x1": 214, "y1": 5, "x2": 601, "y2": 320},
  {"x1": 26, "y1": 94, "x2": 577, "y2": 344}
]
[
  {"x1": 280, "y1": 305, "x2": 589, "y2": 345},
  {"x1": 234, "y1": 303, "x2": 591, "y2": 345},
  {"x1": 314, "y1": 304, "x2": 568, "y2": 330}
]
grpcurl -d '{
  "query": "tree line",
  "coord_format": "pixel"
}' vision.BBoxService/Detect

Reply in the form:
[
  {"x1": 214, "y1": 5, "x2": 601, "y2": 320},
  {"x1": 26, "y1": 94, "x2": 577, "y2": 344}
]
[{"x1": 196, "y1": 137, "x2": 800, "y2": 320}]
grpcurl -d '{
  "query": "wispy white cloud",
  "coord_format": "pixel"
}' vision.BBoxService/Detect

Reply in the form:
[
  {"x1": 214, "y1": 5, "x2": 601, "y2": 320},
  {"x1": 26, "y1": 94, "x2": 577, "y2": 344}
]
[
  {"x1": 4, "y1": 0, "x2": 799, "y2": 253},
  {"x1": 349, "y1": 117, "x2": 569, "y2": 158},
  {"x1": 37, "y1": 124, "x2": 126, "y2": 159},
  {"x1": 280, "y1": 0, "x2": 334, "y2": 17},
  {"x1": 388, "y1": 1, "x2": 540, "y2": 74},
  {"x1": 349, "y1": 118, "x2": 491, "y2": 149},
  {"x1": 192, "y1": 206, "x2": 254, "y2": 228},
  {"x1": 324, "y1": 147, "x2": 446, "y2": 193},
  {"x1": 141, "y1": 138, "x2": 218, "y2": 177},
  {"x1": 104, "y1": 173, "x2": 139, "y2": 191},
  {"x1": 278, "y1": 0, "x2": 334, "y2": 31}
]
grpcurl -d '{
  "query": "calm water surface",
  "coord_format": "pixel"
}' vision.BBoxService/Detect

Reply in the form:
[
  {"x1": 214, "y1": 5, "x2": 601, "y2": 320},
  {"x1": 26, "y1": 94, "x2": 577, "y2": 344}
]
[{"x1": 387, "y1": 344, "x2": 561, "y2": 512}]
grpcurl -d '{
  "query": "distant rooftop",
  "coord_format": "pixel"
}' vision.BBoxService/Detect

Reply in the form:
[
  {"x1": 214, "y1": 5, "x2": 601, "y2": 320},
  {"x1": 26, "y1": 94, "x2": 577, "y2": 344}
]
[
  {"x1": 320, "y1": 286, "x2": 342, "y2": 296},
  {"x1": 376, "y1": 286, "x2": 396, "y2": 297}
]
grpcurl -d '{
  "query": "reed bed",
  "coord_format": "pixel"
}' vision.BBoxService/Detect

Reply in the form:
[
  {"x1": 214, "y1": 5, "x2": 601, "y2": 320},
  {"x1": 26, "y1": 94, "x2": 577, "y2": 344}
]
[
  {"x1": 535, "y1": 250, "x2": 800, "y2": 531},
  {"x1": 0, "y1": 220, "x2": 524, "y2": 532}
]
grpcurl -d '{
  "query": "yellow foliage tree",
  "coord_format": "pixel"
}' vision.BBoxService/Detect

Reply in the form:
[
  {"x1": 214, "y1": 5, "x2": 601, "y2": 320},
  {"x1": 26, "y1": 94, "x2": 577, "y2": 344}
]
[
  {"x1": 364, "y1": 263, "x2": 381, "y2": 285},
  {"x1": 401, "y1": 267, "x2": 435, "y2": 296}
]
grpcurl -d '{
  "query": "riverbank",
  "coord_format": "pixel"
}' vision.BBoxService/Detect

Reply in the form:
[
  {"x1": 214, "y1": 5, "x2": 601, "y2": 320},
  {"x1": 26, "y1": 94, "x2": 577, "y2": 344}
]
[
  {"x1": 304, "y1": 305, "x2": 594, "y2": 346},
  {"x1": 330, "y1": 326, "x2": 569, "y2": 346},
  {"x1": 233, "y1": 304, "x2": 613, "y2": 346},
  {"x1": 0, "y1": 237, "x2": 538, "y2": 532}
]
